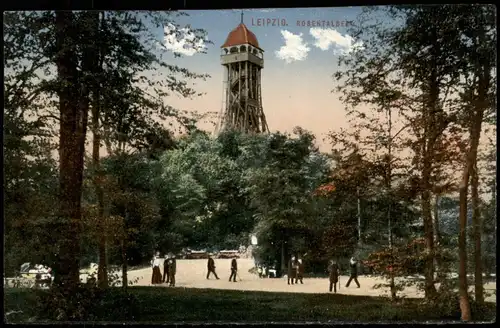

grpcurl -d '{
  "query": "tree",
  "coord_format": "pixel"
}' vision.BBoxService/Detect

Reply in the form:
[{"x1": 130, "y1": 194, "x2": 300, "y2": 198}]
[
  {"x1": 4, "y1": 10, "x2": 210, "y2": 291},
  {"x1": 336, "y1": 5, "x2": 496, "y2": 318},
  {"x1": 454, "y1": 5, "x2": 496, "y2": 309},
  {"x1": 478, "y1": 140, "x2": 496, "y2": 277},
  {"x1": 51, "y1": 11, "x2": 100, "y2": 289},
  {"x1": 243, "y1": 128, "x2": 330, "y2": 273},
  {"x1": 82, "y1": 11, "x2": 209, "y2": 287},
  {"x1": 332, "y1": 37, "x2": 415, "y2": 297},
  {"x1": 4, "y1": 12, "x2": 60, "y2": 276},
  {"x1": 335, "y1": 5, "x2": 488, "y2": 301},
  {"x1": 155, "y1": 131, "x2": 259, "y2": 251}
]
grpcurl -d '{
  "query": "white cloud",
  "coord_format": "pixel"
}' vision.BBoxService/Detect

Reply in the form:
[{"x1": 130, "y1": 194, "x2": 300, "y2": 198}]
[
  {"x1": 162, "y1": 23, "x2": 207, "y2": 57},
  {"x1": 275, "y1": 30, "x2": 310, "y2": 63},
  {"x1": 309, "y1": 28, "x2": 364, "y2": 55}
]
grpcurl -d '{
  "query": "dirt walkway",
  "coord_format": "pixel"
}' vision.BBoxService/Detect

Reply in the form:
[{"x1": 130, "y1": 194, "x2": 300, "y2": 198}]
[{"x1": 127, "y1": 259, "x2": 496, "y2": 302}]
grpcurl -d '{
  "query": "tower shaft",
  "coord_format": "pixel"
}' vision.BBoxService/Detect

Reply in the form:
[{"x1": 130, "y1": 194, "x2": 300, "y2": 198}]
[{"x1": 220, "y1": 60, "x2": 268, "y2": 134}]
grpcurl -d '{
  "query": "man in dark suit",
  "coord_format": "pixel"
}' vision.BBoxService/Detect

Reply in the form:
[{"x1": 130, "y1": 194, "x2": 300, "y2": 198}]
[
  {"x1": 206, "y1": 256, "x2": 220, "y2": 279},
  {"x1": 287, "y1": 256, "x2": 297, "y2": 285},
  {"x1": 168, "y1": 255, "x2": 177, "y2": 287},
  {"x1": 328, "y1": 260, "x2": 340, "y2": 293},
  {"x1": 163, "y1": 254, "x2": 170, "y2": 284},
  {"x1": 229, "y1": 258, "x2": 238, "y2": 282},
  {"x1": 345, "y1": 257, "x2": 361, "y2": 288},
  {"x1": 295, "y1": 258, "x2": 305, "y2": 284}
]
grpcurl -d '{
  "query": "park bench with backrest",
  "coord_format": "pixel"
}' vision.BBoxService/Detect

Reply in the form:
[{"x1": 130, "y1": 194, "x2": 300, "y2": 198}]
[{"x1": 218, "y1": 250, "x2": 240, "y2": 259}]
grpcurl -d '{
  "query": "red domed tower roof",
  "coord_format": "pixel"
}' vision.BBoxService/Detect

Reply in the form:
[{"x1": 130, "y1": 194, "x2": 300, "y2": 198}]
[{"x1": 221, "y1": 23, "x2": 261, "y2": 49}]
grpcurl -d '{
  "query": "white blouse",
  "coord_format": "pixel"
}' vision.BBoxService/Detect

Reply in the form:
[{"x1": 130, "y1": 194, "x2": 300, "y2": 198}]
[{"x1": 152, "y1": 257, "x2": 161, "y2": 267}]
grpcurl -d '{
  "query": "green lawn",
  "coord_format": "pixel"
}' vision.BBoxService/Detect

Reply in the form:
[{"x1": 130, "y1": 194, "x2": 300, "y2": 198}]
[{"x1": 4, "y1": 287, "x2": 496, "y2": 323}]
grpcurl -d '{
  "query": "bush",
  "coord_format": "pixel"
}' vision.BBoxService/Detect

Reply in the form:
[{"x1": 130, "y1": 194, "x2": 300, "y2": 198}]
[
  {"x1": 35, "y1": 285, "x2": 104, "y2": 321},
  {"x1": 34, "y1": 284, "x2": 140, "y2": 321},
  {"x1": 366, "y1": 238, "x2": 428, "y2": 299},
  {"x1": 421, "y1": 289, "x2": 495, "y2": 321},
  {"x1": 83, "y1": 265, "x2": 140, "y2": 287}
]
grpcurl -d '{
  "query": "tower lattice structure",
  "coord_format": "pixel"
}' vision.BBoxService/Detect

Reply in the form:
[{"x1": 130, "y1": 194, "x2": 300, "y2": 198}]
[{"x1": 216, "y1": 14, "x2": 269, "y2": 134}]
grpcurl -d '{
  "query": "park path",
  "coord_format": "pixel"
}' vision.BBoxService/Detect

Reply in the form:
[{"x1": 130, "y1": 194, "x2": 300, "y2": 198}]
[{"x1": 126, "y1": 259, "x2": 496, "y2": 302}]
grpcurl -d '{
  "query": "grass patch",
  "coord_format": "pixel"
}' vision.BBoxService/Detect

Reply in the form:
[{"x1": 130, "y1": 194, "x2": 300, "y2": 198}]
[{"x1": 4, "y1": 287, "x2": 496, "y2": 323}]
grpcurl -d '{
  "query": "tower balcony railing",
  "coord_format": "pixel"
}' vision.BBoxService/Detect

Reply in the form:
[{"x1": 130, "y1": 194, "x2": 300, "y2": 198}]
[{"x1": 221, "y1": 52, "x2": 264, "y2": 68}]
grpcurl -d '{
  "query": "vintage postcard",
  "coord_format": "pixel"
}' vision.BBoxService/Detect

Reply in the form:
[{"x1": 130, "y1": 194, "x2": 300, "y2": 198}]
[{"x1": 3, "y1": 4, "x2": 496, "y2": 324}]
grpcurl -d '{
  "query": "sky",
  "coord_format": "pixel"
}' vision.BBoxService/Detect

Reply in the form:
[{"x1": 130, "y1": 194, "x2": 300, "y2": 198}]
[{"x1": 151, "y1": 7, "x2": 366, "y2": 151}]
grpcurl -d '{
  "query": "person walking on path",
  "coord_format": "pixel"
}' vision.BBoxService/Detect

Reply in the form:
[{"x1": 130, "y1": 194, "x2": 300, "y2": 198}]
[
  {"x1": 287, "y1": 256, "x2": 298, "y2": 285},
  {"x1": 295, "y1": 258, "x2": 305, "y2": 284},
  {"x1": 206, "y1": 256, "x2": 220, "y2": 280},
  {"x1": 168, "y1": 255, "x2": 177, "y2": 287},
  {"x1": 151, "y1": 255, "x2": 162, "y2": 285},
  {"x1": 229, "y1": 258, "x2": 238, "y2": 282},
  {"x1": 328, "y1": 260, "x2": 340, "y2": 293},
  {"x1": 345, "y1": 257, "x2": 361, "y2": 288},
  {"x1": 162, "y1": 254, "x2": 170, "y2": 284}
]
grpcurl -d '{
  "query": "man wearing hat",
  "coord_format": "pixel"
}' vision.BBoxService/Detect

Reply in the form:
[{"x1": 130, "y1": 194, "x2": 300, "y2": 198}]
[{"x1": 167, "y1": 254, "x2": 177, "y2": 287}]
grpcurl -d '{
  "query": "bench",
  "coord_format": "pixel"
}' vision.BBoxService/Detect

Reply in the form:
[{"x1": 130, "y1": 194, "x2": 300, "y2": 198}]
[
  {"x1": 4, "y1": 278, "x2": 18, "y2": 287},
  {"x1": 4, "y1": 277, "x2": 34, "y2": 288}
]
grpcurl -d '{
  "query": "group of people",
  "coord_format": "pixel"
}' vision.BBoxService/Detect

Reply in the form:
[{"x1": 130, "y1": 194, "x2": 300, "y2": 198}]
[
  {"x1": 151, "y1": 252, "x2": 362, "y2": 292},
  {"x1": 328, "y1": 257, "x2": 361, "y2": 293},
  {"x1": 151, "y1": 253, "x2": 177, "y2": 287},
  {"x1": 287, "y1": 256, "x2": 305, "y2": 285},
  {"x1": 152, "y1": 254, "x2": 239, "y2": 286},
  {"x1": 287, "y1": 255, "x2": 361, "y2": 292},
  {"x1": 256, "y1": 264, "x2": 277, "y2": 278},
  {"x1": 206, "y1": 256, "x2": 239, "y2": 282}
]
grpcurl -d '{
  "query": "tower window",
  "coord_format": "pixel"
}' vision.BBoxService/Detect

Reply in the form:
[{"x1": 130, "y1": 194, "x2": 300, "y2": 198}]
[
  {"x1": 230, "y1": 47, "x2": 238, "y2": 53},
  {"x1": 240, "y1": 45, "x2": 247, "y2": 52},
  {"x1": 223, "y1": 48, "x2": 229, "y2": 54},
  {"x1": 253, "y1": 49, "x2": 258, "y2": 55}
]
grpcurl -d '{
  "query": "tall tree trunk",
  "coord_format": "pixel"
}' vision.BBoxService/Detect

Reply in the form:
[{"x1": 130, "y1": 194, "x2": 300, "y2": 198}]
[
  {"x1": 54, "y1": 11, "x2": 99, "y2": 289},
  {"x1": 357, "y1": 187, "x2": 361, "y2": 244},
  {"x1": 421, "y1": 164, "x2": 437, "y2": 298},
  {"x1": 281, "y1": 239, "x2": 286, "y2": 274},
  {"x1": 433, "y1": 194, "x2": 441, "y2": 246},
  {"x1": 470, "y1": 22, "x2": 490, "y2": 304},
  {"x1": 94, "y1": 100, "x2": 108, "y2": 289},
  {"x1": 388, "y1": 202, "x2": 396, "y2": 300},
  {"x1": 386, "y1": 108, "x2": 396, "y2": 300},
  {"x1": 121, "y1": 209, "x2": 129, "y2": 289},
  {"x1": 418, "y1": 22, "x2": 450, "y2": 300},
  {"x1": 121, "y1": 238, "x2": 128, "y2": 290},
  {"x1": 458, "y1": 165, "x2": 472, "y2": 321},
  {"x1": 458, "y1": 93, "x2": 485, "y2": 321},
  {"x1": 54, "y1": 11, "x2": 85, "y2": 289},
  {"x1": 91, "y1": 11, "x2": 108, "y2": 289},
  {"x1": 493, "y1": 178, "x2": 496, "y2": 274},
  {"x1": 471, "y1": 161, "x2": 483, "y2": 304},
  {"x1": 433, "y1": 194, "x2": 443, "y2": 281}
]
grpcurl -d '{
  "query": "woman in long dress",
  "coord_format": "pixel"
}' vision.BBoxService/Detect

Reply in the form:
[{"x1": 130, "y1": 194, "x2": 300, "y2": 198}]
[{"x1": 151, "y1": 255, "x2": 162, "y2": 285}]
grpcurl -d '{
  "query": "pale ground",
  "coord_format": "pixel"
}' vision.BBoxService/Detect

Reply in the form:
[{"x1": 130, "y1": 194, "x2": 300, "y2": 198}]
[{"x1": 126, "y1": 259, "x2": 497, "y2": 302}]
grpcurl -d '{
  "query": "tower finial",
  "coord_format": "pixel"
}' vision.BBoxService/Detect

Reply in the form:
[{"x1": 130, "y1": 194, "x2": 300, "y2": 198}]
[{"x1": 241, "y1": 11, "x2": 244, "y2": 24}]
